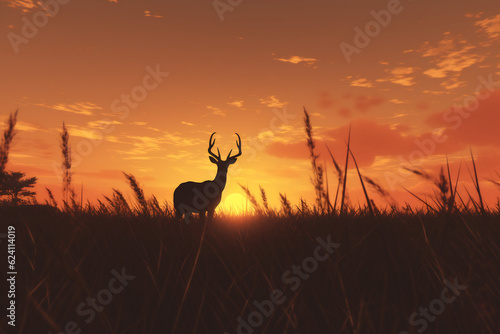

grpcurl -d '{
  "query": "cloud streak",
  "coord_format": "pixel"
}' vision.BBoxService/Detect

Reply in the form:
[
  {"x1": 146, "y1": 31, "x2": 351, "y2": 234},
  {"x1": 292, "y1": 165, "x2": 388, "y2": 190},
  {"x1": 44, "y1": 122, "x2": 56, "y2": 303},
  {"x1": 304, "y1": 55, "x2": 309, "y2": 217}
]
[
  {"x1": 275, "y1": 56, "x2": 318, "y2": 67},
  {"x1": 35, "y1": 102, "x2": 102, "y2": 116},
  {"x1": 260, "y1": 96, "x2": 288, "y2": 108},
  {"x1": 4, "y1": 0, "x2": 37, "y2": 11}
]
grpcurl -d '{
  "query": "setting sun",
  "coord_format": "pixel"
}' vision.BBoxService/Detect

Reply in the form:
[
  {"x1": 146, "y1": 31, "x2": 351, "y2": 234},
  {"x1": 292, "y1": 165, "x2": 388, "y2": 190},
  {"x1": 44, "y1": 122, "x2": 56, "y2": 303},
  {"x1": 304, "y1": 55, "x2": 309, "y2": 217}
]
[{"x1": 221, "y1": 192, "x2": 248, "y2": 215}]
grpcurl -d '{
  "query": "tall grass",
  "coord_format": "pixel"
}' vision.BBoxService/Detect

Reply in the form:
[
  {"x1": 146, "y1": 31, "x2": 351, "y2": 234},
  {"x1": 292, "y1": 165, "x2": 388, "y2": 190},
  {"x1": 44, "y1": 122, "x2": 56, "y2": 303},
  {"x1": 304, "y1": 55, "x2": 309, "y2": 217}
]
[
  {"x1": 304, "y1": 107, "x2": 327, "y2": 213},
  {"x1": 45, "y1": 187, "x2": 58, "y2": 208},
  {"x1": 279, "y1": 192, "x2": 292, "y2": 216},
  {"x1": 123, "y1": 172, "x2": 149, "y2": 215},
  {"x1": 260, "y1": 185, "x2": 272, "y2": 215},
  {"x1": 60, "y1": 122, "x2": 72, "y2": 202},
  {"x1": 340, "y1": 126, "x2": 351, "y2": 214},
  {"x1": 239, "y1": 183, "x2": 262, "y2": 215},
  {"x1": 5, "y1": 200, "x2": 499, "y2": 333},
  {"x1": 0, "y1": 110, "x2": 17, "y2": 173},
  {"x1": 326, "y1": 144, "x2": 343, "y2": 213},
  {"x1": 469, "y1": 150, "x2": 485, "y2": 214}
]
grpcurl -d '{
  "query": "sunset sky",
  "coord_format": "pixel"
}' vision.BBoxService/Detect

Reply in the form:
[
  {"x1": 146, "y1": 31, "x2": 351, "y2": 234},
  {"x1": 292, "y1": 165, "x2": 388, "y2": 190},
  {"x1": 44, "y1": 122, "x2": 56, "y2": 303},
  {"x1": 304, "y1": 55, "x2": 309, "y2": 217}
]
[{"x1": 1, "y1": 0, "x2": 500, "y2": 211}]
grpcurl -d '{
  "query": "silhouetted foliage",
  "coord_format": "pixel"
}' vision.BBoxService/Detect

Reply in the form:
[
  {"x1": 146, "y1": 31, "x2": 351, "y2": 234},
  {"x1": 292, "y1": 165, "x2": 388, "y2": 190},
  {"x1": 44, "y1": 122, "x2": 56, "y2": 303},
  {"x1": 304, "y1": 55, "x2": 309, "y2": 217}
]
[
  {"x1": 0, "y1": 111, "x2": 38, "y2": 205},
  {"x1": 0, "y1": 171, "x2": 37, "y2": 205},
  {"x1": 0, "y1": 110, "x2": 17, "y2": 173}
]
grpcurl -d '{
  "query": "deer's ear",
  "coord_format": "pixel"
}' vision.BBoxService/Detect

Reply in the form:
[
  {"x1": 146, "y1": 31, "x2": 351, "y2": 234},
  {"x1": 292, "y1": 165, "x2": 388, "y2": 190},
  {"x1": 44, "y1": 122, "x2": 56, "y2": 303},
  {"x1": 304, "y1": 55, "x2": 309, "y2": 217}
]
[
  {"x1": 209, "y1": 156, "x2": 218, "y2": 164},
  {"x1": 227, "y1": 158, "x2": 237, "y2": 165}
]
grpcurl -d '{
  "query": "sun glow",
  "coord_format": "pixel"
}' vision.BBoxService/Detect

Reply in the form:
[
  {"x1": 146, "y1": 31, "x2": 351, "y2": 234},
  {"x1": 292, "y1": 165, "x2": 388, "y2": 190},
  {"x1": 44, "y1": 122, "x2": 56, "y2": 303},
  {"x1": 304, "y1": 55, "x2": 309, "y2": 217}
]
[{"x1": 221, "y1": 193, "x2": 248, "y2": 215}]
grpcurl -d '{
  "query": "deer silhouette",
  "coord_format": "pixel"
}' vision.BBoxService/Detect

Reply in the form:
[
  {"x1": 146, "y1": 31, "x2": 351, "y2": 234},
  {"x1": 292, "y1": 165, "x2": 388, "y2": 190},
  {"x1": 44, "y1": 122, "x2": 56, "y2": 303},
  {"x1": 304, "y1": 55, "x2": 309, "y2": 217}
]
[{"x1": 174, "y1": 132, "x2": 242, "y2": 222}]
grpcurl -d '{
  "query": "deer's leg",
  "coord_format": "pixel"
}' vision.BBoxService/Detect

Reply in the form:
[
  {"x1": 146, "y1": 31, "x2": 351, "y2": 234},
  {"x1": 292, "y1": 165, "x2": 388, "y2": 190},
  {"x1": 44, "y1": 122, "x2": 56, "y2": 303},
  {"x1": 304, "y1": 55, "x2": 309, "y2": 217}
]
[
  {"x1": 175, "y1": 209, "x2": 182, "y2": 220},
  {"x1": 207, "y1": 210, "x2": 214, "y2": 222},
  {"x1": 183, "y1": 211, "x2": 192, "y2": 224}
]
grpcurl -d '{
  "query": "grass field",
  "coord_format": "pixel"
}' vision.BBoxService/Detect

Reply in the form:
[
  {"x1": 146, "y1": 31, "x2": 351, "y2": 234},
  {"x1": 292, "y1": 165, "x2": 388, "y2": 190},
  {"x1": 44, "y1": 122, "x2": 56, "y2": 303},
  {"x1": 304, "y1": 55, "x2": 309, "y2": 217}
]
[
  {"x1": 1, "y1": 109, "x2": 500, "y2": 333},
  {"x1": 1, "y1": 205, "x2": 499, "y2": 334}
]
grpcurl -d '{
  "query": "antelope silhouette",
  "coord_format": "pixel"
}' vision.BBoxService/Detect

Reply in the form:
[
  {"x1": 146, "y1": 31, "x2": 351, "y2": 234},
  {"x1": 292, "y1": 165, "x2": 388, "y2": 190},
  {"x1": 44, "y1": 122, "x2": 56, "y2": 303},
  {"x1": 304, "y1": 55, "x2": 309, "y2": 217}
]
[{"x1": 174, "y1": 132, "x2": 242, "y2": 222}]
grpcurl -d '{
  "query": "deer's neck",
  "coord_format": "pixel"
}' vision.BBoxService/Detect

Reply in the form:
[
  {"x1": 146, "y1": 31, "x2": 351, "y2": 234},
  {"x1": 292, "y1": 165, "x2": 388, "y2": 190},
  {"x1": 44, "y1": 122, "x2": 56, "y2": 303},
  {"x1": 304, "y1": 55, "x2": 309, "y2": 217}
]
[{"x1": 212, "y1": 169, "x2": 228, "y2": 190}]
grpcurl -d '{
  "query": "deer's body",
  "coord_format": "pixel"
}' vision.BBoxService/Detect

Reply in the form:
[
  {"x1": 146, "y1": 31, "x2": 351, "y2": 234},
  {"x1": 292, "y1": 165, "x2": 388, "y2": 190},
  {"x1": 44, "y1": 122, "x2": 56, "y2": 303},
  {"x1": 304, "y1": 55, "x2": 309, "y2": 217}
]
[
  {"x1": 174, "y1": 179, "x2": 224, "y2": 218},
  {"x1": 174, "y1": 133, "x2": 241, "y2": 222}
]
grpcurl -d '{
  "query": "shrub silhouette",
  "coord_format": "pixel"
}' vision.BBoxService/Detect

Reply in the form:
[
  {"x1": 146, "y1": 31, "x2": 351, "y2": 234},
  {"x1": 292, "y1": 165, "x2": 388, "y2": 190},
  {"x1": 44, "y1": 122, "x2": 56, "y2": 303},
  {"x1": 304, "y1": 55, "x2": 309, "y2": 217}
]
[{"x1": 0, "y1": 110, "x2": 37, "y2": 205}]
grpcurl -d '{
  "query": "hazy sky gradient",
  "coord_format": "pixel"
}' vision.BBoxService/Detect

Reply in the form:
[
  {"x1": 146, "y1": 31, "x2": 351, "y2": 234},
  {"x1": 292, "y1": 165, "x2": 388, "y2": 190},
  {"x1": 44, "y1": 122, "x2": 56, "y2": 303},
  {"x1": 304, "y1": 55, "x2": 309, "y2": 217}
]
[{"x1": 1, "y1": 0, "x2": 500, "y2": 210}]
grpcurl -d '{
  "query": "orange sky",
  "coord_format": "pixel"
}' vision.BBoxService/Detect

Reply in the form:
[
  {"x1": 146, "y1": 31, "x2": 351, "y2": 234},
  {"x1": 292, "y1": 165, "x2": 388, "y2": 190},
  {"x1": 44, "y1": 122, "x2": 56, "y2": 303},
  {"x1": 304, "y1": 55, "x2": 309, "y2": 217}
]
[{"x1": 1, "y1": 0, "x2": 500, "y2": 211}]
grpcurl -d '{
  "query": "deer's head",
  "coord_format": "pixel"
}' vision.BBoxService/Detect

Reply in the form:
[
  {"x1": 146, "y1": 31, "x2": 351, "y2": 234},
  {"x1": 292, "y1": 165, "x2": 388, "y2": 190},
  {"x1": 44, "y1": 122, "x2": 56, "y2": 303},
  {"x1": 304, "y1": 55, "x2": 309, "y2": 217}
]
[{"x1": 208, "y1": 132, "x2": 242, "y2": 172}]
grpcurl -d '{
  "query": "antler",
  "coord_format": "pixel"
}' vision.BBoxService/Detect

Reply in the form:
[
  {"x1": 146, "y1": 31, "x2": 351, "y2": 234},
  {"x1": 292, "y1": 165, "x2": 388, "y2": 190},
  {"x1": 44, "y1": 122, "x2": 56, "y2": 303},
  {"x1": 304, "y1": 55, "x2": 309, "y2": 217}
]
[
  {"x1": 226, "y1": 133, "x2": 242, "y2": 160},
  {"x1": 208, "y1": 132, "x2": 221, "y2": 161}
]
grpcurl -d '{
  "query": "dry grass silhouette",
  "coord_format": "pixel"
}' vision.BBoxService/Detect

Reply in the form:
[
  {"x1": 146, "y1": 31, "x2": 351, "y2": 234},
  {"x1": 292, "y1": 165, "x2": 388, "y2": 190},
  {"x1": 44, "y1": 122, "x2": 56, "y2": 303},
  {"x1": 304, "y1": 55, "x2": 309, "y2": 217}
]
[{"x1": 0, "y1": 110, "x2": 17, "y2": 173}]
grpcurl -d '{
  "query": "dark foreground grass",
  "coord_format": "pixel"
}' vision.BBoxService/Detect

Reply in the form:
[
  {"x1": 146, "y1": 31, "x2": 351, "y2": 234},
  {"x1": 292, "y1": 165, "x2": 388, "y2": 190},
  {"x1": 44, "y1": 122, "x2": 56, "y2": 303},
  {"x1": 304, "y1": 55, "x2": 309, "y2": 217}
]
[{"x1": 1, "y1": 207, "x2": 499, "y2": 334}]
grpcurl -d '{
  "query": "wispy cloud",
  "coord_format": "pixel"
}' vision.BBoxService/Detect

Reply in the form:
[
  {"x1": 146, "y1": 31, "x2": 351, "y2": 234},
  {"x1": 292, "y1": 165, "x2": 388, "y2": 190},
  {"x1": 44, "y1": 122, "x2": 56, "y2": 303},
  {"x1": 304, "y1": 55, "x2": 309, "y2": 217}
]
[
  {"x1": 66, "y1": 125, "x2": 104, "y2": 140},
  {"x1": 440, "y1": 77, "x2": 466, "y2": 90},
  {"x1": 116, "y1": 132, "x2": 203, "y2": 160},
  {"x1": 256, "y1": 124, "x2": 303, "y2": 144},
  {"x1": 0, "y1": 120, "x2": 44, "y2": 132},
  {"x1": 372, "y1": 67, "x2": 415, "y2": 87},
  {"x1": 389, "y1": 77, "x2": 415, "y2": 86},
  {"x1": 34, "y1": 102, "x2": 102, "y2": 116},
  {"x1": 144, "y1": 10, "x2": 163, "y2": 18},
  {"x1": 465, "y1": 12, "x2": 484, "y2": 19},
  {"x1": 4, "y1": 0, "x2": 37, "y2": 12},
  {"x1": 385, "y1": 113, "x2": 409, "y2": 119},
  {"x1": 87, "y1": 119, "x2": 122, "y2": 129},
  {"x1": 423, "y1": 50, "x2": 482, "y2": 78},
  {"x1": 207, "y1": 105, "x2": 225, "y2": 116},
  {"x1": 349, "y1": 77, "x2": 374, "y2": 88},
  {"x1": 117, "y1": 135, "x2": 162, "y2": 159},
  {"x1": 275, "y1": 55, "x2": 318, "y2": 67},
  {"x1": 387, "y1": 67, "x2": 415, "y2": 86},
  {"x1": 10, "y1": 153, "x2": 34, "y2": 159},
  {"x1": 106, "y1": 135, "x2": 122, "y2": 143},
  {"x1": 181, "y1": 121, "x2": 195, "y2": 126},
  {"x1": 259, "y1": 96, "x2": 288, "y2": 108},
  {"x1": 227, "y1": 100, "x2": 245, "y2": 109},
  {"x1": 122, "y1": 156, "x2": 152, "y2": 160},
  {"x1": 311, "y1": 112, "x2": 326, "y2": 119},
  {"x1": 130, "y1": 120, "x2": 160, "y2": 132},
  {"x1": 389, "y1": 99, "x2": 409, "y2": 104},
  {"x1": 475, "y1": 14, "x2": 500, "y2": 39},
  {"x1": 420, "y1": 34, "x2": 484, "y2": 79}
]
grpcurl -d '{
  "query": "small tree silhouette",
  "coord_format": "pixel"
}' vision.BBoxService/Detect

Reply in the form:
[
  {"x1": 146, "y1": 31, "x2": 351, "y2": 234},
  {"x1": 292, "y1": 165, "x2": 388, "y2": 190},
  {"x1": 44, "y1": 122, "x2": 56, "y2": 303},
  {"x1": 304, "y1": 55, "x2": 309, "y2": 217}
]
[
  {"x1": 0, "y1": 110, "x2": 38, "y2": 205},
  {"x1": 0, "y1": 171, "x2": 37, "y2": 205}
]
